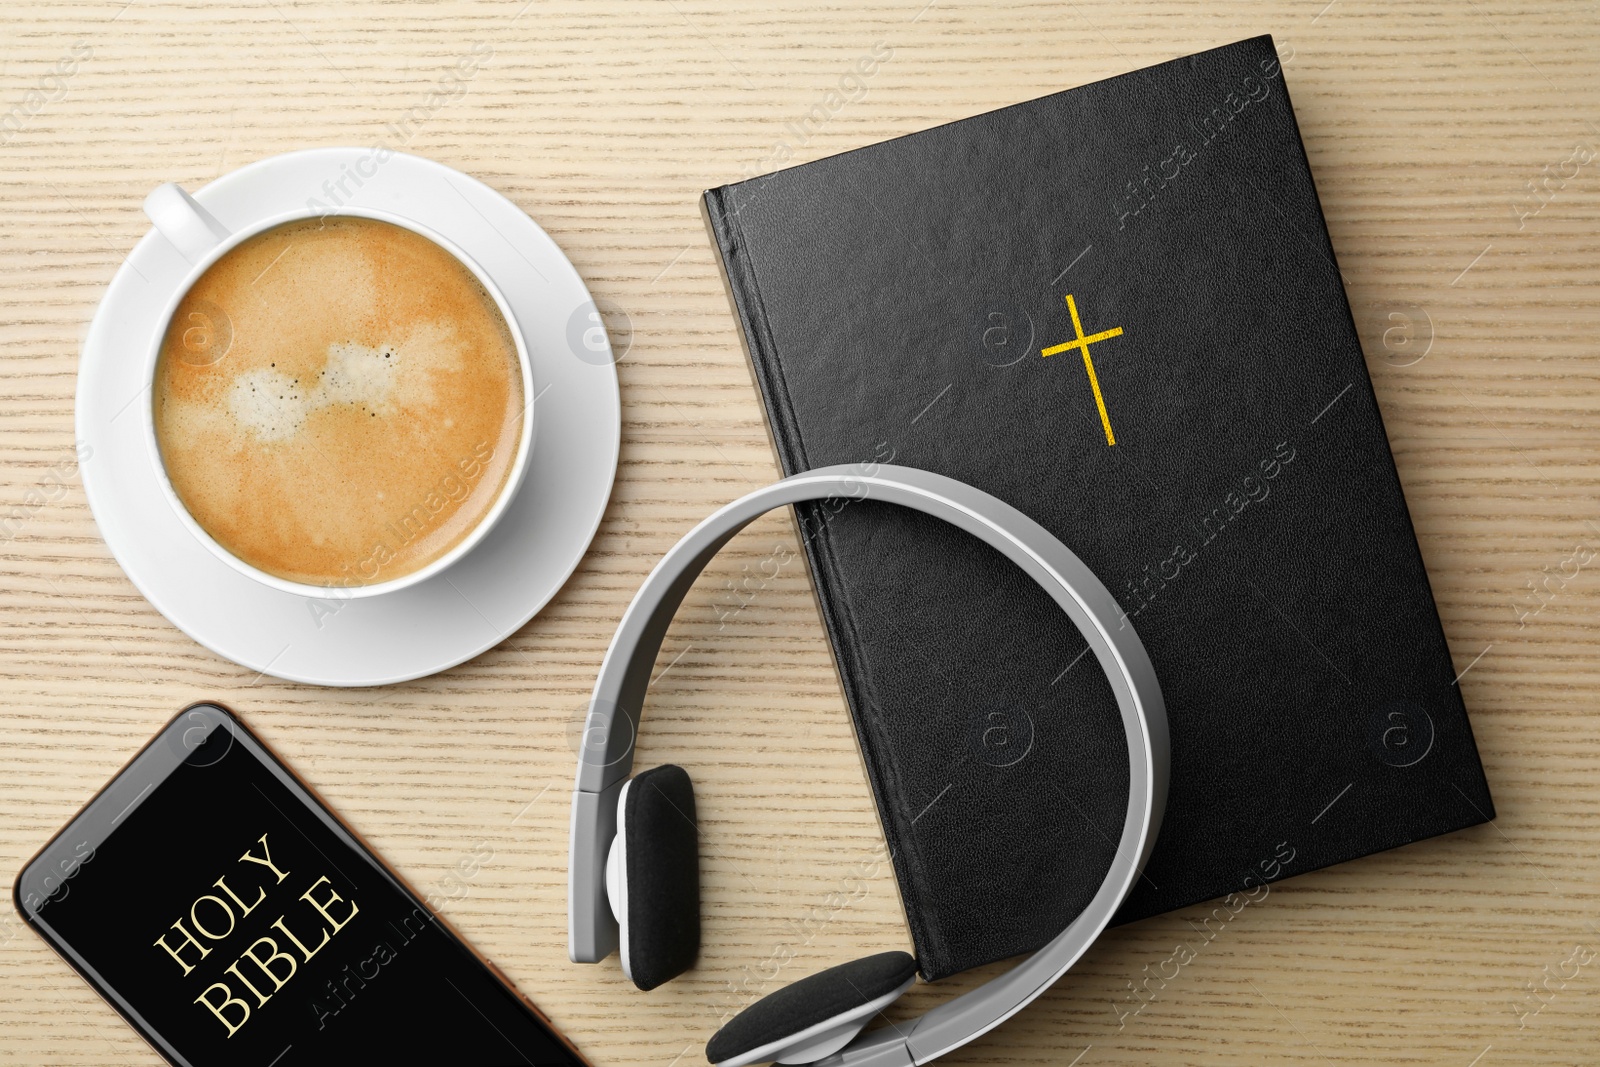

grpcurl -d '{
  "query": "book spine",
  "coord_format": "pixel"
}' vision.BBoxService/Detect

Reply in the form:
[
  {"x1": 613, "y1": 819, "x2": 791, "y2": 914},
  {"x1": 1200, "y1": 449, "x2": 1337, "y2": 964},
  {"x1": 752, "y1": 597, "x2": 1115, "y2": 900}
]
[
  {"x1": 700, "y1": 185, "x2": 950, "y2": 977},
  {"x1": 699, "y1": 188, "x2": 808, "y2": 473}
]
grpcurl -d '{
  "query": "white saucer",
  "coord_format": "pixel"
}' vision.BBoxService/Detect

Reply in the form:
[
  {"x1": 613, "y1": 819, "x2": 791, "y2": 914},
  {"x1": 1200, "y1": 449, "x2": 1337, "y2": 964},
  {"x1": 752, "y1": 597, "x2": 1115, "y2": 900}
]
[{"x1": 75, "y1": 149, "x2": 620, "y2": 686}]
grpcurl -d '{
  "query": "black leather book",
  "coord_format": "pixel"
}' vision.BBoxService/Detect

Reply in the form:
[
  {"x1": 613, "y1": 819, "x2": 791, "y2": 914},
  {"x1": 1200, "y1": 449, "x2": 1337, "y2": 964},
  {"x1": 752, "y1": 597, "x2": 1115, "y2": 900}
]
[{"x1": 701, "y1": 34, "x2": 1493, "y2": 981}]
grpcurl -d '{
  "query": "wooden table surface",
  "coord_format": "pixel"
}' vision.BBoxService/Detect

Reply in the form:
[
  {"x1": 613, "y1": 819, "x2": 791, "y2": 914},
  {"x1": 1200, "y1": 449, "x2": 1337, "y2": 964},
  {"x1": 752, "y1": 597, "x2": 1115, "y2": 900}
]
[{"x1": 2, "y1": 2, "x2": 1598, "y2": 1064}]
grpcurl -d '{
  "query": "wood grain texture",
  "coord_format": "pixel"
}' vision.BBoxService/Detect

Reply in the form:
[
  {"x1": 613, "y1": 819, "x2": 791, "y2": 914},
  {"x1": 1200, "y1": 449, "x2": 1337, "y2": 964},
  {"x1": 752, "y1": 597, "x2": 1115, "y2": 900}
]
[{"x1": 1, "y1": 1, "x2": 1597, "y2": 1064}]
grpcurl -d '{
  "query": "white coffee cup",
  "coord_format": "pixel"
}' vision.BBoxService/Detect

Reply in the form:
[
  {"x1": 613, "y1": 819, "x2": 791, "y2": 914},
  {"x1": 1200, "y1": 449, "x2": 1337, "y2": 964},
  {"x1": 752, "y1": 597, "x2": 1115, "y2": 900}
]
[{"x1": 140, "y1": 182, "x2": 535, "y2": 600}]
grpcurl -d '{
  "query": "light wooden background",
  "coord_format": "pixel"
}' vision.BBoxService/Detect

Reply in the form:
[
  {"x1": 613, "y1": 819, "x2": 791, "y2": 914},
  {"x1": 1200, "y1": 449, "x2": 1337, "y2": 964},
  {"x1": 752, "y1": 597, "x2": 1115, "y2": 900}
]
[{"x1": 2, "y1": 1, "x2": 1598, "y2": 1064}]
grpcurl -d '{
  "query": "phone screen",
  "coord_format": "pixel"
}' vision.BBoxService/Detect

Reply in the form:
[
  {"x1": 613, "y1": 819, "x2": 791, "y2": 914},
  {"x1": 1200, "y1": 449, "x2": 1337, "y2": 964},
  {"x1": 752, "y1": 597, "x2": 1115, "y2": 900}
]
[{"x1": 14, "y1": 704, "x2": 588, "y2": 1067}]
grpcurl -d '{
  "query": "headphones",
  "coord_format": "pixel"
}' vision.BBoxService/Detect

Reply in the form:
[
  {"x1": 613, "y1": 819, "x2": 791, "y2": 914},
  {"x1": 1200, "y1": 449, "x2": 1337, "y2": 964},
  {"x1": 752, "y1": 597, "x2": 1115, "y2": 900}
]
[{"x1": 569, "y1": 465, "x2": 1169, "y2": 1066}]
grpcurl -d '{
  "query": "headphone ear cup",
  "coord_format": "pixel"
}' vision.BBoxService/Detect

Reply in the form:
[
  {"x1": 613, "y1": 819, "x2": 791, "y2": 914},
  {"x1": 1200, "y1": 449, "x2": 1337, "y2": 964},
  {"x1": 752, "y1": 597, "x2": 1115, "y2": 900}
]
[
  {"x1": 613, "y1": 764, "x2": 699, "y2": 990},
  {"x1": 705, "y1": 951, "x2": 918, "y2": 1067}
]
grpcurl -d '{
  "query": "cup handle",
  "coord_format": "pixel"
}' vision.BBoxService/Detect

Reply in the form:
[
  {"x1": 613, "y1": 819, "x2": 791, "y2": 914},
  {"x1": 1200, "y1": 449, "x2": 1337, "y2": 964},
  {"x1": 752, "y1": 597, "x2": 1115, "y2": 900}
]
[{"x1": 143, "y1": 182, "x2": 230, "y2": 263}]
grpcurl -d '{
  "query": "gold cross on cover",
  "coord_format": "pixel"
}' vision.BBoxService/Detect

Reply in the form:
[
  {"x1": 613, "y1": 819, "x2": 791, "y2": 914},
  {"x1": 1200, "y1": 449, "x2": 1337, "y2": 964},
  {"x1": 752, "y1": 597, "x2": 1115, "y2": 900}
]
[{"x1": 1040, "y1": 293, "x2": 1124, "y2": 446}]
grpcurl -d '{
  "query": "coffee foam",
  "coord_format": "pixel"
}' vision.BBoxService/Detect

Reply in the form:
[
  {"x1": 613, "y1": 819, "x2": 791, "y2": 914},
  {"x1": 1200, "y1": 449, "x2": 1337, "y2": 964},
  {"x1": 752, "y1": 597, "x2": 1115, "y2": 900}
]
[
  {"x1": 227, "y1": 342, "x2": 406, "y2": 442},
  {"x1": 153, "y1": 216, "x2": 523, "y2": 587}
]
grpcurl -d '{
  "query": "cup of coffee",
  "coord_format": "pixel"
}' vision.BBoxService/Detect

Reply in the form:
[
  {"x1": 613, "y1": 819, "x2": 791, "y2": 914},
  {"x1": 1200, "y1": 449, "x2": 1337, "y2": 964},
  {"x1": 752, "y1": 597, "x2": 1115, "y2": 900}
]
[{"x1": 139, "y1": 183, "x2": 534, "y2": 599}]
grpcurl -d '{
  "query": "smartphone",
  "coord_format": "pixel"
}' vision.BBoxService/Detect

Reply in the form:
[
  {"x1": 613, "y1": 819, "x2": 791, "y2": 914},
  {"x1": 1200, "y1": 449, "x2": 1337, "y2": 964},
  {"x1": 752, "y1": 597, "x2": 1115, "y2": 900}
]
[{"x1": 13, "y1": 702, "x2": 589, "y2": 1067}]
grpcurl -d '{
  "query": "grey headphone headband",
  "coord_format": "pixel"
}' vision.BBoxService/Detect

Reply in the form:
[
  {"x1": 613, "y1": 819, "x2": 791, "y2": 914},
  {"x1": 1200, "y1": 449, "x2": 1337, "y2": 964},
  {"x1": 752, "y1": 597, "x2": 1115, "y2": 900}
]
[{"x1": 569, "y1": 464, "x2": 1169, "y2": 1066}]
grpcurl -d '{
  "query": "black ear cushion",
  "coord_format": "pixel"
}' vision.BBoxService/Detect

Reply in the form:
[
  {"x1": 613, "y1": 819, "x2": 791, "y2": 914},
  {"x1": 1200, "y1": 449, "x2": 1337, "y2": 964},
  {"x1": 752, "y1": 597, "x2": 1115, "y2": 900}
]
[
  {"x1": 705, "y1": 951, "x2": 917, "y2": 1065},
  {"x1": 623, "y1": 764, "x2": 700, "y2": 990}
]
